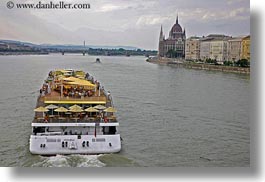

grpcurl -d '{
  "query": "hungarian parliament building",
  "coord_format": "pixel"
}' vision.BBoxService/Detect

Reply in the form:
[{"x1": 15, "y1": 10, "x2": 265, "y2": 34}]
[{"x1": 158, "y1": 15, "x2": 186, "y2": 58}]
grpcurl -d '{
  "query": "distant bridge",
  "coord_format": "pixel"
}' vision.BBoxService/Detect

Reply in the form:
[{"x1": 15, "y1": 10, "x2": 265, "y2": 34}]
[{"x1": 60, "y1": 50, "x2": 87, "y2": 56}]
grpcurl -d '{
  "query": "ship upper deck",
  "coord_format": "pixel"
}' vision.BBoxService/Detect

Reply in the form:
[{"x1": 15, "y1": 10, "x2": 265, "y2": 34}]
[
  {"x1": 41, "y1": 88, "x2": 107, "y2": 105},
  {"x1": 33, "y1": 69, "x2": 116, "y2": 124}
]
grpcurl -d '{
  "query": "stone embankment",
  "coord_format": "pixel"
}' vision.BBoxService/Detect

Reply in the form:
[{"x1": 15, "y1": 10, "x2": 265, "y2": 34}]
[{"x1": 146, "y1": 57, "x2": 250, "y2": 74}]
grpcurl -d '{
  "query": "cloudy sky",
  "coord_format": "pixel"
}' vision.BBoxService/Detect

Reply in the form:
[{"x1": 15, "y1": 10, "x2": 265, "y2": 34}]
[{"x1": 0, "y1": 0, "x2": 250, "y2": 50}]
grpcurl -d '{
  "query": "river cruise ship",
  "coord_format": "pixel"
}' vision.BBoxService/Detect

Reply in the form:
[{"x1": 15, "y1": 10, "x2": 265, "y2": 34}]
[{"x1": 30, "y1": 69, "x2": 121, "y2": 155}]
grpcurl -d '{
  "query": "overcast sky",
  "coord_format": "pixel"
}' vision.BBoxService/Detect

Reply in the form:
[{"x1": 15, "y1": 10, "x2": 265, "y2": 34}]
[{"x1": 0, "y1": 0, "x2": 250, "y2": 50}]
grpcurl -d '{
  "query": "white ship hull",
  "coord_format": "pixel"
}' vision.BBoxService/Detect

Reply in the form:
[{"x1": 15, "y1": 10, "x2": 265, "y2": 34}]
[
  {"x1": 30, "y1": 134, "x2": 121, "y2": 155},
  {"x1": 31, "y1": 69, "x2": 122, "y2": 155}
]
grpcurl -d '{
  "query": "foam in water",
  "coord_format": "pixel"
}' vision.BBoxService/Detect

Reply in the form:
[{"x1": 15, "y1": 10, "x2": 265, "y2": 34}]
[{"x1": 32, "y1": 154, "x2": 106, "y2": 167}]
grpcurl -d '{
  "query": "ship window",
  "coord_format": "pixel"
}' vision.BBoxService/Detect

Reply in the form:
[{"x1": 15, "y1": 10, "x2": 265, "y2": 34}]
[
  {"x1": 109, "y1": 126, "x2": 117, "y2": 135},
  {"x1": 33, "y1": 127, "x2": 46, "y2": 135},
  {"x1": 102, "y1": 126, "x2": 116, "y2": 135},
  {"x1": 102, "y1": 126, "x2": 109, "y2": 135}
]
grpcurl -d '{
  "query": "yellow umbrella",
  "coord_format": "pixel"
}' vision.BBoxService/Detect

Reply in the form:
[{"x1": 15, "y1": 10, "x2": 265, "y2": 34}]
[
  {"x1": 54, "y1": 70, "x2": 63, "y2": 76},
  {"x1": 67, "y1": 81, "x2": 95, "y2": 87},
  {"x1": 69, "y1": 105, "x2": 83, "y2": 123},
  {"x1": 69, "y1": 104, "x2": 82, "y2": 110},
  {"x1": 76, "y1": 75, "x2": 85, "y2": 79},
  {"x1": 34, "y1": 106, "x2": 49, "y2": 118},
  {"x1": 62, "y1": 76, "x2": 80, "y2": 82},
  {"x1": 34, "y1": 106, "x2": 49, "y2": 112},
  {"x1": 85, "y1": 107, "x2": 99, "y2": 112},
  {"x1": 63, "y1": 85, "x2": 72, "y2": 89},
  {"x1": 45, "y1": 104, "x2": 59, "y2": 109},
  {"x1": 57, "y1": 75, "x2": 65, "y2": 79},
  {"x1": 75, "y1": 70, "x2": 85, "y2": 76},
  {"x1": 94, "y1": 105, "x2": 106, "y2": 110},
  {"x1": 58, "y1": 69, "x2": 72, "y2": 73},
  {"x1": 54, "y1": 107, "x2": 69, "y2": 112},
  {"x1": 69, "y1": 107, "x2": 84, "y2": 113},
  {"x1": 54, "y1": 107, "x2": 69, "y2": 117},
  {"x1": 104, "y1": 107, "x2": 117, "y2": 113},
  {"x1": 45, "y1": 104, "x2": 59, "y2": 115}
]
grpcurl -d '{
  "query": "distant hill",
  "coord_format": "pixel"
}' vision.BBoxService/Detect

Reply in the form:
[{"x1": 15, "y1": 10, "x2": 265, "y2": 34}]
[
  {"x1": 0, "y1": 39, "x2": 144, "y2": 51},
  {"x1": 0, "y1": 39, "x2": 157, "y2": 56},
  {"x1": 0, "y1": 39, "x2": 36, "y2": 46},
  {"x1": 40, "y1": 44, "x2": 140, "y2": 50}
]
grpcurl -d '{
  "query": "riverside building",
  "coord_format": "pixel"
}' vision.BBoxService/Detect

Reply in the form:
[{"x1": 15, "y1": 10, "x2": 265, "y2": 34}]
[
  {"x1": 227, "y1": 37, "x2": 244, "y2": 62},
  {"x1": 241, "y1": 35, "x2": 250, "y2": 61},
  {"x1": 185, "y1": 36, "x2": 201, "y2": 61},
  {"x1": 199, "y1": 34, "x2": 231, "y2": 63}
]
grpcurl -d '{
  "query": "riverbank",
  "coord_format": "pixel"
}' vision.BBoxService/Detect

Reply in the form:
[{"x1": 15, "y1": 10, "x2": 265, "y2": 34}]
[
  {"x1": 147, "y1": 57, "x2": 250, "y2": 74},
  {"x1": 0, "y1": 52, "x2": 49, "y2": 56}
]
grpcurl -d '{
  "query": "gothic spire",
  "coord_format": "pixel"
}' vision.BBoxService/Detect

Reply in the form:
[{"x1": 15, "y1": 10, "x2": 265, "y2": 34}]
[
  {"x1": 176, "y1": 13, "x2": 178, "y2": 24},
  {"x1": 159, "y1": 25, "x2": 164, "y2": 41}
]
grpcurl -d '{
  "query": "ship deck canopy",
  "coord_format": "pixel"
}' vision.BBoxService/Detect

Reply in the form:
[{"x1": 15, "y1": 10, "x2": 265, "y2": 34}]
[
  {"x1": 65, "y1": 80, "x2": 95, "y2": 87},
  {"x1": 56, "y1": 76, "x2": 95, "y2": 89},
  {"x1": 44, "y1": 100, "x2": 106, "y2": 104}
]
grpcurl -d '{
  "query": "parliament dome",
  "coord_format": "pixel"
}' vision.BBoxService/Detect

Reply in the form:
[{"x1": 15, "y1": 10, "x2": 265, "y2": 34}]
[{"x1": 171, "y1": 23, "x2": 182, "y2": 33}]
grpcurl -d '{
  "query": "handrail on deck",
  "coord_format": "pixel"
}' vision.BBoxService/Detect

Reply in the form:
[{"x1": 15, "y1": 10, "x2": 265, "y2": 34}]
[
  {"x1": 44, "y1": 95, "x2": 107, "y2": 102},
  {"x1": 33, "y1": 117, "x2": 117, "y2": 123}
]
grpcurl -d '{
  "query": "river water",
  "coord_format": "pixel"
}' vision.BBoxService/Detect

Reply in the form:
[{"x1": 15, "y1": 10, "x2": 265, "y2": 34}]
[{"x1": 0, "y1": 54, "x2": 249, "y2": 167}]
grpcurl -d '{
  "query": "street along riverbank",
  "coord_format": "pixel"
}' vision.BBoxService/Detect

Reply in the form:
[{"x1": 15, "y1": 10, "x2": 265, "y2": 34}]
[{"x1": 147, "y1": 57, "x2": 250, "y2": 74}]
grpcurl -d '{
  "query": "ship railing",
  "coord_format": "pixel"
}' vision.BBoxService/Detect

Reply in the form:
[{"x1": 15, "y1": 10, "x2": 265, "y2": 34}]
[
  {"x1": 33, "y1": 116, "x2": 117, "y2": 123},
  {"x1": 35, "y1": 131, "x2": 117, "y2": 136},
  {"x1": 44, "y1": 95, "x2": 107, "y2": 102},
  {"x1": 37, "y1": 132, "x2": 63, "y2": 136},
  {"x1": 103, "y1": 90, "x2": 113, "y2": 107},
  {"x1": 103, "y1": 89, "x2": 108, "y2": 97}
]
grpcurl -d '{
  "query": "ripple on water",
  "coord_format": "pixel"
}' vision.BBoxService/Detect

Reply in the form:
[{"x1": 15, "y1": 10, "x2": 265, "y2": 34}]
[
  {"x1": 31, "y1": 155, "x2": 106, "y2": 167},
  {"x1": 98, "y1": 154, "x2": 138, "y2": 167}
]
